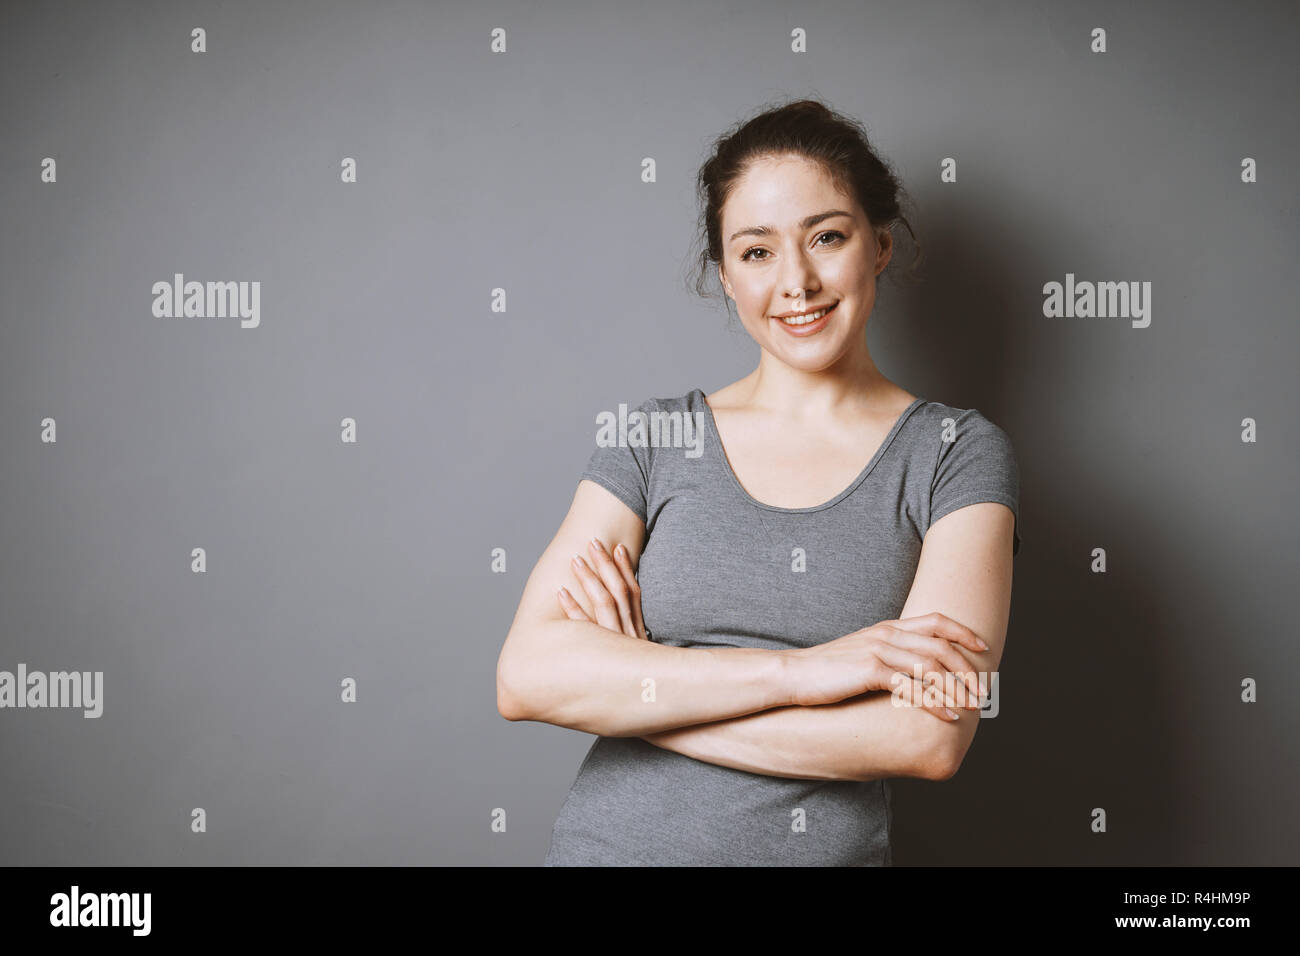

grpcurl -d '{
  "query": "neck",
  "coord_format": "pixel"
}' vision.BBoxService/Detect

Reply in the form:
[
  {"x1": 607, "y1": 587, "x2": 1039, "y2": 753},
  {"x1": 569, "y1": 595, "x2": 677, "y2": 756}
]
[{"x1": 739, "y1": 342, "x2": 894, "y2": 419}]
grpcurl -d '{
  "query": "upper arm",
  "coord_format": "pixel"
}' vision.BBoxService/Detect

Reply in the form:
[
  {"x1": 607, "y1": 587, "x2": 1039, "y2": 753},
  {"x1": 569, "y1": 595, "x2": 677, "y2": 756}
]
[
  {"x1": 897, "y1": 500, "x2": 1016, "y2": 779},
  {"x1": 497, "y1": 480, "x2": 647, "y2": 691},
  {"x1": 498, "y1": 396, "x2": 658, "y2": 717}
]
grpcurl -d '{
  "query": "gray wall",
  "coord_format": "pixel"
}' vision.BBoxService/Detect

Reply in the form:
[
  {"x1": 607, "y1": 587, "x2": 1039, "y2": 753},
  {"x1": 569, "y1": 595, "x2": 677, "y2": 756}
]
[{"x1": 1, "y1": 0, "x2": 1295, "y2": 865}]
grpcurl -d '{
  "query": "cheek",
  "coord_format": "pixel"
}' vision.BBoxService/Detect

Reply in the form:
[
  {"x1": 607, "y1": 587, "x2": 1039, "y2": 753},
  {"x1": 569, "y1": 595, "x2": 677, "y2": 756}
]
[
  {"x1": 734, "y1": 286, "x2": 770, "y2": 319},
  {"x1": 827, "y1": 258, "x2": 871, "y2": 288}
]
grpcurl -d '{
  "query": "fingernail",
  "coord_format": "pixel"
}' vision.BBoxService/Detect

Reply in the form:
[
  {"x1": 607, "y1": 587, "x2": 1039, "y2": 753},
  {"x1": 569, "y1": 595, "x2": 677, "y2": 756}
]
[
  {"x1": 572, "y1": 554, "x2": 584, "y2": 567},
  {"x1": 590, "y1": 537, "x2": 605, "y2": 551},
  {"x1": 944, "y1": 708, "x2": 960, "y2": 720},
  {"x1": 975, "y1": 637, "x2": 989, "y2": 650},
  {"x1": 614, "y1": 544, "x2": 625, "y2": 558}
]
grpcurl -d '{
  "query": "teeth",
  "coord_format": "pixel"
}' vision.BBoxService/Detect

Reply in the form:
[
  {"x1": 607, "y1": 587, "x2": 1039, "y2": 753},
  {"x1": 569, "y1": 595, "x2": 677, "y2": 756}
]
[{"x1": 779, "y1": 305, "x2": 831, "y2": 325}]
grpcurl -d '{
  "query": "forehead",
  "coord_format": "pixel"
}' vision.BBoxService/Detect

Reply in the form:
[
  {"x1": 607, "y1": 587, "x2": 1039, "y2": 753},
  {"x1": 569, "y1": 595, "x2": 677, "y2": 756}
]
[{"x1": 723, "y1": 154, "x2": 859, "y2": 228}]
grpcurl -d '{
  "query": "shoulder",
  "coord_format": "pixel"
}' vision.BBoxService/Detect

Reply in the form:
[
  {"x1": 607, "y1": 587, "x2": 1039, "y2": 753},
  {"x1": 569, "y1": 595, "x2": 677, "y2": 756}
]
[
  {"x1": 607, "y1": 389, "x2": 702, "y2": 415},
  {"x1": 625, "y1": 390, "x2": 711, "y2": 431},
  {"x1": 655, "y1": 389, "x2": 706, "y2": 413},
  {"x1": 908, "y1": 401, "x2": 1015, "y2": 453},
  {"x1": 919, "y1": 402, "x2": 1020, "y2": 504},
  {"x1": 591, "y1": 391, "x2": 696, "y2": 429},
  {"x1": 590, "y1": 389, "x2": 708, "y2": 462}
]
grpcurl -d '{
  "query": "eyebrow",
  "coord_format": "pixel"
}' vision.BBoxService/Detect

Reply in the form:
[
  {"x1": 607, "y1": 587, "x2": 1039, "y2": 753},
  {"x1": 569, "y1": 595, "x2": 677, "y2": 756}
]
[{"x1": 728, "y1": 209, "x2": 854, "y2": 244}]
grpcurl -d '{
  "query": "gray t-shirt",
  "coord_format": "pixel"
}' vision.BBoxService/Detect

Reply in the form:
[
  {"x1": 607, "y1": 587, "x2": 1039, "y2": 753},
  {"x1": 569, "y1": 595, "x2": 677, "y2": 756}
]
[{"x1": 544, "y1": 387, "x2": 1020, "y2": 866}]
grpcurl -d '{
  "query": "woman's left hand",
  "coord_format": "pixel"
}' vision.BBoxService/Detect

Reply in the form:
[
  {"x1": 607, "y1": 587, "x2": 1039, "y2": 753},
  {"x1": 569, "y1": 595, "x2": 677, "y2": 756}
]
[{"x1": 558, "y1": 537, "x2": 650, "y2": 640}]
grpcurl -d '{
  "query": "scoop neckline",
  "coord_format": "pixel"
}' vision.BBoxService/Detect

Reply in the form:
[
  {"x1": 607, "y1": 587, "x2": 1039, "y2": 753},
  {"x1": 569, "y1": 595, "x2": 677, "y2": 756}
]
[{"x1": 693, "y1": 387, "x2": 926, "y2": 514}]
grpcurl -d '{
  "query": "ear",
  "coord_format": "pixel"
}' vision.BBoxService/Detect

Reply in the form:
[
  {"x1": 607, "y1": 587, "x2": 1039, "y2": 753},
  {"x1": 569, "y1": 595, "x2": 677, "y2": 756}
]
[
  {"x1": 717, "y1": 262, "x2": 733, "y2": 299},
  {"x1": 875, "y1": 225, "x2": 895, "y2": 276}
]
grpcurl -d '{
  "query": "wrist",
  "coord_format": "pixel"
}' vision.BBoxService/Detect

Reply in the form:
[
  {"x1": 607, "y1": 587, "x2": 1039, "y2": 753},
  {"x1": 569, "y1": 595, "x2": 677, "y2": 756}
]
[{"x1": 771, "y1": 649, "x2": 800, "y2": 708}]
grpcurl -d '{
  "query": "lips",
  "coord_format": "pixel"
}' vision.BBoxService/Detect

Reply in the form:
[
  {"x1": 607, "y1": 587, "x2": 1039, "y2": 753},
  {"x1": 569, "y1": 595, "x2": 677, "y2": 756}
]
[{"x1": 772, "y1": 301, "x2": 837, "y2": 336}]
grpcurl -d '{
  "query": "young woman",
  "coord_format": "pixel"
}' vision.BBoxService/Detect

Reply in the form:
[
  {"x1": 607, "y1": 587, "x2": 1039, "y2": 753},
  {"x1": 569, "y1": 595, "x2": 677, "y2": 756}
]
[{"x1": 496, "y1": 98, "x2": 1020, "y2": 866}]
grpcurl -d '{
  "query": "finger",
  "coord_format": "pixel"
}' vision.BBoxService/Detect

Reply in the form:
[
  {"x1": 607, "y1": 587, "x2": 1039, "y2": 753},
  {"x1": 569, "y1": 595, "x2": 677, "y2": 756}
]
[
  {"x1": 556, "y1": 586, "x2": 592, "y2": 622},
  {"x1": 612, "y1": 543, "x2": 648, "y2": 639},
  {"x1": 890, "y1": 675, "x2": 963, "y2": 722},
  {"x1": 571, "y1": 554, "x2": 624, "y2": 632},
  {"x1": 939, "y1": 647, "x2": 982, "y2": 707},
  {"x1": 880, "y1": 629, "x2": 982, "y2": 706},
  {"x1": 890, "y1": 611, "x2": 990, "y2": 654},
  {"x1": 587, "y1": 538, "x2": 637, "y2": 636},
  {"x1": 874, "y1": 645, "x2": 969, "y2": 712}
]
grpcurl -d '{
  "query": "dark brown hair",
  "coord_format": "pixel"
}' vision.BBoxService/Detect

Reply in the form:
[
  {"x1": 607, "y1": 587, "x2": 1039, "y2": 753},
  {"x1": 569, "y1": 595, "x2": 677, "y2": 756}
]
[{"x1": 687, "y1": 97, "x2": 923, "y2": 308}]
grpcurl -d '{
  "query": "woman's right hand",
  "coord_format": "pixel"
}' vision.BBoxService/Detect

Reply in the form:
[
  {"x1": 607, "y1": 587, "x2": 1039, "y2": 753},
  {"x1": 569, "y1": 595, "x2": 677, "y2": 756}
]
[{"x1": 786, "y1": 612, "x2": 989, "y2": 721}]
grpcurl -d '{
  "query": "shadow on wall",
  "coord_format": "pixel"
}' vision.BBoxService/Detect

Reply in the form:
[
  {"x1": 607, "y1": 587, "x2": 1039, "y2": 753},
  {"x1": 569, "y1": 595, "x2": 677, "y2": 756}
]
[{"x1": 881, "y1": 202, "x2": 1207, "y2": 865}]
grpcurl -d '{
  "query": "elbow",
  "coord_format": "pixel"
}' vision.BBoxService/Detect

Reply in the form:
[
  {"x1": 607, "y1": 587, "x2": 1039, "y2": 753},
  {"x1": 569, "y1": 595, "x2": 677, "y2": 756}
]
[
  {"x1": 917, "y1": 734, "x2": 967, "y2": 782},
  {"x1": 497, "y1": 684, "x2": 526, "y2": 722},
  {"x1": 926, "y1": 751, "x2": 961, "y2": 782},
  {"x1": 496, "y1": 654, "x2": 533, "y2": 722},
  {"x1": 496, "y1": 627, "x2": 606, "y2": 734}
]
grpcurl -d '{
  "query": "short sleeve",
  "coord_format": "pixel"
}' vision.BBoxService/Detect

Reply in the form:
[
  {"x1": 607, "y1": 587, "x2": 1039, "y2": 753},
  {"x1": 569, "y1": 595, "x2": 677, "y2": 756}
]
[
  {"x1": 579, "y1": 397, "x2": 655, "y2": 523},
  {"x1": 929, "y1": 409, "x2": 1021, "y2": 556}
]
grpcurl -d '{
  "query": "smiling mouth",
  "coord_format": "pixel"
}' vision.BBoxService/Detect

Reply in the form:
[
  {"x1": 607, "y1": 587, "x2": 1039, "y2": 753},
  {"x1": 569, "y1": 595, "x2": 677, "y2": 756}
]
[
  {"x1": 772, "y1": 301, "x2": 838, "y2": 333},
  {"x1": 774, "y1": 302, "x2": 836, "y2": 325}
]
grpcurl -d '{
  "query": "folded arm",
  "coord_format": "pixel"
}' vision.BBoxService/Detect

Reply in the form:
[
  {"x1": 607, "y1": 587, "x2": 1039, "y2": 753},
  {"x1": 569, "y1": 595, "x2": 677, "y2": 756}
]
[
  {"x1": 641, "y1": 691, "x2": 956, "y2": 782},
  {"x1": 500, "y1": 481, "x2": 1013, "y2": 781},
  {"x1": 640, "y1": 502, "x2": 1016, "y2": 782},
  {"x1": 496, "y1": 480, "x2": 794, "y2": 737}
]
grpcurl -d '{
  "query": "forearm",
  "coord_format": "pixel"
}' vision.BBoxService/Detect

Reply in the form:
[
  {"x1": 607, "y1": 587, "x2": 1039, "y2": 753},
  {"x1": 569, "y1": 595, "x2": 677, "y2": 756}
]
[
  {"x1": 497, "y1": 617, "x2": 792, "y2": 737},
  {"x1": 641, "y1": 690, "x2": 956, "y2": 782}
]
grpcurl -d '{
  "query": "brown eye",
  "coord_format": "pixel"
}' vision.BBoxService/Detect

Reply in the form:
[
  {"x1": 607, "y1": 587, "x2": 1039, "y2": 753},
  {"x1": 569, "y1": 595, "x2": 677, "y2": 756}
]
[{"x1": 742, "y1": 231, "x2": 844, "y2": 262}]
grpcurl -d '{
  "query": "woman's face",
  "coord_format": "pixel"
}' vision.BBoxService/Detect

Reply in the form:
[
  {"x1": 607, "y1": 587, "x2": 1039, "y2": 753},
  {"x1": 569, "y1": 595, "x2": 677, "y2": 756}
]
[{"x1": 717, "y1": 153, "x2": 892, "y2": 373}]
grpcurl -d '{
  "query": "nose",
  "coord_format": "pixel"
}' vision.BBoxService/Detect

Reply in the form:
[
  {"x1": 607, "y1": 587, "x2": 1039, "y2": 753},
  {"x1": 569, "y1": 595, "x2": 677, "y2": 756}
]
[{"x1": 779, "y1": 249, "x2": 819, "y2": 302}]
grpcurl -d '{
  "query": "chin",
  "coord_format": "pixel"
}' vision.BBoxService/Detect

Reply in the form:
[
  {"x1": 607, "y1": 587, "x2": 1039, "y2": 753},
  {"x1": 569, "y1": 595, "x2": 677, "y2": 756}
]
[{"x1": 771, "y1": 345, "x2": 850, "y2": 373}]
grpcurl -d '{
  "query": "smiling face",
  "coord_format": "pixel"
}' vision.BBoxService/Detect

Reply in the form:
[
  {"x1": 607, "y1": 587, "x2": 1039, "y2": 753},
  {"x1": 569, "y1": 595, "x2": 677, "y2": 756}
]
[{"x1": 717, "y1": 153, "x2": 892, "y2": 373}]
